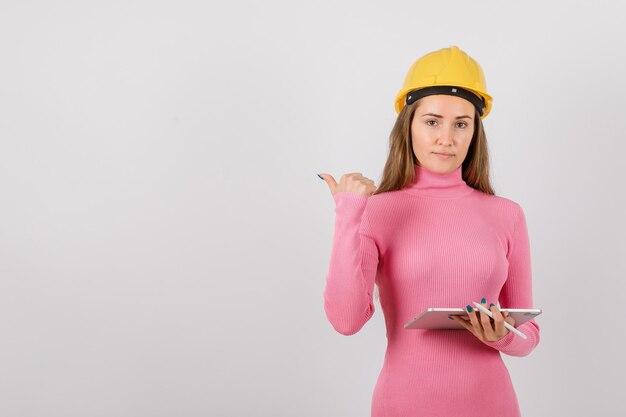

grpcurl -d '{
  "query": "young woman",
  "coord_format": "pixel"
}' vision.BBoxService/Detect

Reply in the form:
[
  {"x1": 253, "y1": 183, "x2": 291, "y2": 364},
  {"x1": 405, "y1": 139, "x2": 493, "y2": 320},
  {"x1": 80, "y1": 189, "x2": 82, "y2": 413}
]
[{"x1": 319, "y1": 45, "x2": 540, "y2": 417}]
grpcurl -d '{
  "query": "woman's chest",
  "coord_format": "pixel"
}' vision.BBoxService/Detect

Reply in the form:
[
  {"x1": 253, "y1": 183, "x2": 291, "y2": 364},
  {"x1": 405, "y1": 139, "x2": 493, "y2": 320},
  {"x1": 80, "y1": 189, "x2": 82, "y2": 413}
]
[{"x1": 376, "y1": 206, "x2": 510, "y2": 289}]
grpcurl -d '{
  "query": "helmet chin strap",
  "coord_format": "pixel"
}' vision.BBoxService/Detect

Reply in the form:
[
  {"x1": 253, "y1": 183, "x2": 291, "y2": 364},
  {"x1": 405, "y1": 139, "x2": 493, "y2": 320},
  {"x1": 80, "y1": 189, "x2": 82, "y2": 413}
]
[{"x1": 405, "y1": 85, "x2": 486, "y2": 117}]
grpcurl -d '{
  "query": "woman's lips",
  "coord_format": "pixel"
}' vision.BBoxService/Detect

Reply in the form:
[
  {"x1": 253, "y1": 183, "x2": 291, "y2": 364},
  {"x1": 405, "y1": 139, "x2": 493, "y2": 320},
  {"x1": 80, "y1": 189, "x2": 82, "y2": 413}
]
[{"x1": 433, "y1": 152, "x2": 454, "y2": 159}]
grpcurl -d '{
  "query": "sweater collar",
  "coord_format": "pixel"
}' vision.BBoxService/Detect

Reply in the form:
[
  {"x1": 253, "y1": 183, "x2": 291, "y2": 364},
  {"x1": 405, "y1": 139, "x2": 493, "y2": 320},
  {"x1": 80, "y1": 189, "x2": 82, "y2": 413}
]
[{"x1": 403, "y1": 164, "x2": 474, "y2": 198}]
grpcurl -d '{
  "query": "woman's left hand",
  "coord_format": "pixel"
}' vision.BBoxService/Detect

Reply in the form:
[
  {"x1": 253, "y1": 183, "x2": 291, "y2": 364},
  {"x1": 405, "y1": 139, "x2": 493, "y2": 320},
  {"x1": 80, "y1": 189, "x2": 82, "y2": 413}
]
[{"x1": 450, "y1": 298, "x2": 516, "y2": 342}]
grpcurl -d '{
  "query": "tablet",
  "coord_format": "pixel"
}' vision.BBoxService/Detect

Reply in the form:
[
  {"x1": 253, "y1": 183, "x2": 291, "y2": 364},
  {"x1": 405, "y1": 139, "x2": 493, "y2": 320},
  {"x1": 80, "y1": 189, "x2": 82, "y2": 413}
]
[{"x1": 403, "y1": 307, "x2": 542, "y2": 330}]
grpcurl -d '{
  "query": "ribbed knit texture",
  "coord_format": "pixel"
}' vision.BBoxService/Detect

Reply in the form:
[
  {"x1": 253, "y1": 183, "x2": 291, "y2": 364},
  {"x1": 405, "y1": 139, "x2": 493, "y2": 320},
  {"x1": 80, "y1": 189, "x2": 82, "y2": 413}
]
[{"x1": 323, "y1": 163, "x2": 540, "y2": 417}]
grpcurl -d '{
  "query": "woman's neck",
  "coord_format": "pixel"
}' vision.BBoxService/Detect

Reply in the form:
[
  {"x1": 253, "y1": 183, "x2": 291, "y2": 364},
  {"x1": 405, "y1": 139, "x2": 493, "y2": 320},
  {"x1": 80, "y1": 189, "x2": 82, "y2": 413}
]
[{"x1": 403, "y1": 164, "x2": 474, "y2": 198}]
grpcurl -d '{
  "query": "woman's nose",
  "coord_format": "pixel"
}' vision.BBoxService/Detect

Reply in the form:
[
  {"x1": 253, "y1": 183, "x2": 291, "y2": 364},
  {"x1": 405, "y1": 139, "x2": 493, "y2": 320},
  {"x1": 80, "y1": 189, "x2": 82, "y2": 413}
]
[{"x1": 437, "y1": 128, "x2": 454, "y2": 144}]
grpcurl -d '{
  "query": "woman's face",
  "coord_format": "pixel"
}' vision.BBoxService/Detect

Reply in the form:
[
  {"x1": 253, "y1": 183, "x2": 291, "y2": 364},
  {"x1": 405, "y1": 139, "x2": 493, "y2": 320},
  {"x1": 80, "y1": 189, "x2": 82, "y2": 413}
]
[{"x1": 410, "y1": 94, "x2": 476, "y2": 174}]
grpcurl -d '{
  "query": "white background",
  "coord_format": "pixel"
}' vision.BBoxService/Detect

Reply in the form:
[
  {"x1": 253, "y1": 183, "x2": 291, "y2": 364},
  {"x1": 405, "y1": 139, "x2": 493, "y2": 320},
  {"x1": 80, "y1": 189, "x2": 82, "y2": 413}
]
[{"x1": 1, "y1": 1, "x2": 625, "y2": 416}]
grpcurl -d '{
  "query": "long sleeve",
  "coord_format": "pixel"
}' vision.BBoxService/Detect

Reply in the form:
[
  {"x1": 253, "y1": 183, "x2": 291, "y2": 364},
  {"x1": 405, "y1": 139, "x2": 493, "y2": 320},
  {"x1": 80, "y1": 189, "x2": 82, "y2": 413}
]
[
  {"x1": 481, "y1": 204, "x2": 541, "y2": 357},
  {"x1": 323, "y1": 191, "x2": 380, "y2": 336}
]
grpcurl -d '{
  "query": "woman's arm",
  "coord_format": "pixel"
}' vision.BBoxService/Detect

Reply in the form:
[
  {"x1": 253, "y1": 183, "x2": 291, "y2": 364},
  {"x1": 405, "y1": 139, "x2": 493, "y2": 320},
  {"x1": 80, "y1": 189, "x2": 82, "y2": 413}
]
[
  {"x1": 323, "y1": 192, "x2": 380, "y2": 336},
  {"x1": 480, "y1": 203, "x2": 541, "y2": 356}
]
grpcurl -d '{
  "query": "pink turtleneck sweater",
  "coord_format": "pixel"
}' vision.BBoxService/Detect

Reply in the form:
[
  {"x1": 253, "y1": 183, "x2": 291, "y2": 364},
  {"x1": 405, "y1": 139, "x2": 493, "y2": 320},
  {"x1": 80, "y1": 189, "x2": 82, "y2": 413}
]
[{"x1": 323, "y1": 164, "x2": 540, "y2": 417}]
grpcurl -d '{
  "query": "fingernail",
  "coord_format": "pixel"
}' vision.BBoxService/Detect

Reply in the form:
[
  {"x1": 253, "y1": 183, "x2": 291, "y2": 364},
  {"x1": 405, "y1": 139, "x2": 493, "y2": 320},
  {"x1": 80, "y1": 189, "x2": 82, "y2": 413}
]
[
  {"x1": 466, "y1": 305, "x2": 473, "y2": 312},
  {"x1": 490, "y1": 303, "x2": 495, "y2": 307},
  {"x1": 448, "y1": 316, "x2": 453, "y2": 320},
  {"x1": 481, "y1": 297, "x2": 486, "y2": 303},
  {"x1": 317, "y1": 174, "x2": 324, "y2": 180}
]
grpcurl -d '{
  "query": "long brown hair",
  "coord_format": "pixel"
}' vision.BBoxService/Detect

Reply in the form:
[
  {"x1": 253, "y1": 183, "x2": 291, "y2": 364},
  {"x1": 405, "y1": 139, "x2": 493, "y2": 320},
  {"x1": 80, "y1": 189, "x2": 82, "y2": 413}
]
[{"x1": 372, "y1": 97, "x2": 495, "y2": 302}]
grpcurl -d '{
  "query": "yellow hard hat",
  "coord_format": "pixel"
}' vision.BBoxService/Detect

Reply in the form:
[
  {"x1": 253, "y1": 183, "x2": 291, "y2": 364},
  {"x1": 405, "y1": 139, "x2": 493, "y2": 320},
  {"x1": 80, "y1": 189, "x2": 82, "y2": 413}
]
[{"x1": 394, "y1": 45, "x2": 493, "y2": 119}]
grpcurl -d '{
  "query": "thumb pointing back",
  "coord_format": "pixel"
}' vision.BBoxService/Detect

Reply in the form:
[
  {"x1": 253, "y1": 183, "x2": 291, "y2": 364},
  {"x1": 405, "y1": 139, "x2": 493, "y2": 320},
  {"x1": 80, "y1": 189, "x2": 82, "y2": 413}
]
[{"x1": 318, "y1": 173, "x2": 337, "y2": 195}]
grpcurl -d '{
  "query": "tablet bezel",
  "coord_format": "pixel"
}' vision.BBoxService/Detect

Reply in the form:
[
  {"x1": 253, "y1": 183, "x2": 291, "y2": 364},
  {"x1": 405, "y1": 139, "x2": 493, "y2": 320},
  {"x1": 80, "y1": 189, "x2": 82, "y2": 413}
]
[{"x1": 403, "y1": 307, "x2": 542, "y2": 330}]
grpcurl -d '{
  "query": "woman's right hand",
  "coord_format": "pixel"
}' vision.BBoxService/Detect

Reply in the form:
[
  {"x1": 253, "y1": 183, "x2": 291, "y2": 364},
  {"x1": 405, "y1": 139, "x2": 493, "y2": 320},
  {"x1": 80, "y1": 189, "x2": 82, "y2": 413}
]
[{"x1": 319, "y1": 172, "x2": 377, "y2": 197}]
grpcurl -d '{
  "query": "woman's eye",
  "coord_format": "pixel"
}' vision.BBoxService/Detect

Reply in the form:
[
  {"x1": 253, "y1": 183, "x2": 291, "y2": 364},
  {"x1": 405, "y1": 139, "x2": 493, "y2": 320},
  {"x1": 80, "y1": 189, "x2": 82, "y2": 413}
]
[
  {"x1": 457, "y1": 122, "x2": 467, "y2": 128},
  {"x1": 426, "y1": 120, "x2": 437, "y2": 126}
]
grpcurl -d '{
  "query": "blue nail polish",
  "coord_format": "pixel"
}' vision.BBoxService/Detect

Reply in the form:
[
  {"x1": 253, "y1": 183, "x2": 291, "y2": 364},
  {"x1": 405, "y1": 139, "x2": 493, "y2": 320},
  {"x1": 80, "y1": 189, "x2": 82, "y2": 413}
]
[
  {"x1": 481, "y1": 297, "x2": 486, "y2": 304},
  {"x1": 466, "y1": 305, "x2": 473, "y2": 312},
  {"x1": 317, "y1": 174, "x2": 324, "y2": 180},
  {"x1": 490, "y1": 303, "x2": 495, "y2": 307}
]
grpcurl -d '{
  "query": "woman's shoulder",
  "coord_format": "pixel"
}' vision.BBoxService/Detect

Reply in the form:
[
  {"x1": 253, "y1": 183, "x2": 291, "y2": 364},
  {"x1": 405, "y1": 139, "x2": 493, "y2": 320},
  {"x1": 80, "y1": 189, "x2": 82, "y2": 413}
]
[
  {"x1": 472, "y1": 187, "x2": 522, "y2": 207},
  {"x1": 470, "y1": 188, "x2": 525, "y2": 226},
  {"x1": 358, "y1": 189, "x2": 407, "y2": 222},
  {"x1": 364, "y1": 189, "x2": 407, "y2": 209}
]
